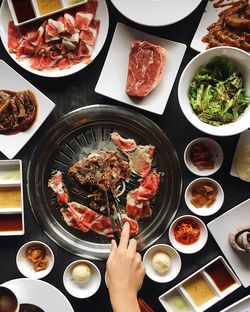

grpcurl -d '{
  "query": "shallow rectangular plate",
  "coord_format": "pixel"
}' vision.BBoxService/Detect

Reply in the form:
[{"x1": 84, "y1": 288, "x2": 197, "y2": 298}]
[
  {"x1": 207, "y1": 198, "x2": 250, "y2": 288},
  {"x1": 230, "y1": 130, "x2": 250, "y2": 178},
  {"x1": 0, "y1": 60, "x2": 55, "y2": 159},
  {"x1": 220, "y1": 294, "x2": 250, "y2": 312},
  {"x1": 95, "y1": 22, "x2": 186, "y2": 115}
]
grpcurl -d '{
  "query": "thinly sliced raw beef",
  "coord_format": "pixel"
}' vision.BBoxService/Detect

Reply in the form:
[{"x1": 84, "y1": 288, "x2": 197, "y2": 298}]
[
  {"x1": 48, "y1": 171, "x2": 69, "y2": 206},
  {"x1": 126, "y1": 40, "x2": 166, "y2": 97},
  {"x1": 128, "y1": 145, "x2": 155, "y2": 177},
  {"x1": 111, "y1": 132, "x2": 137, "y2": 152}
]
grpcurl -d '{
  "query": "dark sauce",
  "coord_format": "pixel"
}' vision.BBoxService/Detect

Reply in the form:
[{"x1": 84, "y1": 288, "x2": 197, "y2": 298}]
[
  {"x1": 205, "y1": 259, "x2": 236, "y2": 292},
  {"x1": 0, "y1": 214, "x2": 22, "y2": 232},
  {"x1": 0, "y1": 286, "x2": 18, "y2": 312},
  {"x1": 12, "y1": 0, "x2": 36, "y2": 23}
]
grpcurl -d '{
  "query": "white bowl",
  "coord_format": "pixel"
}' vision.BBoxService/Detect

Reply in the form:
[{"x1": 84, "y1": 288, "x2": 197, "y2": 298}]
[
  {"x1": 169, "y1": 215, "x2": 208, "y2": 254},
  {"x1": 143, "y1": 244, "x2": 181, "y2": 283},
  {"x1": 16, "y1": 241, "x2": 54, "y2": 279},
  {"x1": 185, "y1": 177, "x2": 224, "y2": 216},
  {"x1": 178, "y1": 47, "x2": 250, "y2": 136},
  {"x1": 63, "y1": 260, "x2": 101, "y2": 298},
  {"x1": 184, "y1": 137, "x2": 223, "y2": 176}
]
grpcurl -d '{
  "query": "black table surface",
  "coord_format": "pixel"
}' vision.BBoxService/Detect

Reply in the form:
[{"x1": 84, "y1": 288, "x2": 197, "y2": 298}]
[{"x1": 0, "y1": 1, "x2": 249, "y2": 311}]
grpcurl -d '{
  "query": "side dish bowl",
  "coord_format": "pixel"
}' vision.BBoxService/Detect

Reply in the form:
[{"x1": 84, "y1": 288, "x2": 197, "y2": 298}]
[
  {"x1": 178, "y1": 47, "x2": 250, "y2": 136},
  {"x1": 185, "y1": 177, "x2": 224, "y2": 216},
  {"x1": 169, "y1": 215, "x2": 208, "y2": 254}
]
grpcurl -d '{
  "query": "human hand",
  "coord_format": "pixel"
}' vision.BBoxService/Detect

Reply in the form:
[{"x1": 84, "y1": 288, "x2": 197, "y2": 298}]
[{"x1": 106, "y1": 222, "x2": 145, "y2": 312}]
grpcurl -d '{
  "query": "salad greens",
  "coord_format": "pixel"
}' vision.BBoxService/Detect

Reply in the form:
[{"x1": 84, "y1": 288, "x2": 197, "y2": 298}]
[{"x1": 189, "y1": 57, "x2": 250, "y2": 126}]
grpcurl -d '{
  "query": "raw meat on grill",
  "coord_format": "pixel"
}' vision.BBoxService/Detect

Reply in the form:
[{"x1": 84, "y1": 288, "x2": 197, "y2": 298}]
[
  {"x1": 61, "y1": 202, "x2": 139, "y2": 237},
  {"x1": 126, "y1": 171, "x2": 160, "y2": 220},
  {"x1": 7, "y1": 0, "x2": 100, "y2": 71},
  {"x1": 111, "y1": 132, "x2": 137, "y2": 152},
  {"x1": 126, "y1": 40, "x2": 166, "y2": 97},
  {"x1": 48, "y1": 170, "x2": 69, "y2": 206}
]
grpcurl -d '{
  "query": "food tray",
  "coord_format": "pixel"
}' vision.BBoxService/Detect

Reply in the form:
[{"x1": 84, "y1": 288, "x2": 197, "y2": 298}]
[
  {"x1": 7, "y1": 0, "x2": 88, "y2": 26},
  {"x1": 27, "y1": 105, "x2": 182, "y2": 259},
  {"x1": 159, "y1": 256, "x2": 241, "y2": 312},
  {"x1": 0, "y1": 160, "x2": 24, "y2": 235}
]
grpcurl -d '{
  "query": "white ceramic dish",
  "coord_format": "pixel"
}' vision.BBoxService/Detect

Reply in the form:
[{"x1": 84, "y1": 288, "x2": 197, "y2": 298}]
[
  {"x1": 7, "y1": 0, "x2": 87, "y2": 26},
  {"x1": 190, "y1": 0, "x2": 248, "y2": 53},
  {"x1": 95, "y1": 22, "x2": 186, "y2": 115},
  {"x1": 143, "y1": 244, "x2": 181, "y2": 283},
  {"x1": 220, "y1": 294, "x2": 250, "y2": 312},
  {"x1": 169, "y1": 215, "x2": 208, "y2": 254},
  {"x1": 230, "y1": 129, "x2": 250, "y2": 180},
  {"x1": 1, "y1": 278, "x2": 74, "y2": 312},
  {"x1": 63, "y1": 259, "x2": 101, "y2": 298},
  {"x1": 16, "y1": 241, "x2": 54, "y2": 279},
  {"x1": 0, "y1": 159, "x2": 21, "y2": 185},
  {"x1": 159, "y1": 256, "x2": 241, "y2": 312},
  {"x1": 185, "y1": 177, "x2": 224, "y2": 217},
  {"x1": 207, "y1": 198, "x2": 250, "y2": 288},
  {"x1": 110, "y1": 0, "x2": 203, "y2": 27},
  {"x1": 184, "y1": 137, "x2": 223, "y2": 176},
  {"x1": 178, "y1": 47, "x2": 250, "y2": 136},
  {"x1": 0, "y1": 60, "x2": 55, "y2": 159},
  {"x1": 0, "y1": 0, "x2": 109, "y2": 78}
]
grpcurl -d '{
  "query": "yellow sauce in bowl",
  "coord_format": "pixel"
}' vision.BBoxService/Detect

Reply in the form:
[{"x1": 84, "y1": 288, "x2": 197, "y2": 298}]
[
  {"x1": 37, "y1": 0, "x2": 62, "y2": 15},
  {"x1": 0, "y1": 186, "x2": 21, "y2": 208}
]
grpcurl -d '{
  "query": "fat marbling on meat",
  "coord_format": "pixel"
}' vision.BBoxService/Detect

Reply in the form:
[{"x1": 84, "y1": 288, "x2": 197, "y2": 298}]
[{"x1": 126, "y1": 40, "x2": 166, "y2": 97}]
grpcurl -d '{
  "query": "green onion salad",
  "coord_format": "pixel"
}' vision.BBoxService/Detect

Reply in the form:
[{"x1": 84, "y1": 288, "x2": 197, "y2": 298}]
[{"x1": 189, "y1": 56, "x2": 250, "y2": 126}]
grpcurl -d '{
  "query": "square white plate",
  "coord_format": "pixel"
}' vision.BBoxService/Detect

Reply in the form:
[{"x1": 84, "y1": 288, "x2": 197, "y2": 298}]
[
  {"x1": 207, "y1": 198, "x2": 250, "y2": 288},
  {"x1": 95, "y1": 23, "x2": 186, "y2": 115},
  {"x1": 230, "y1": 129, "x2": 250, "y2": 178},
  {"x1": 0, "y1": 60, "x2": 55, "y2": 159},
  {"x1": 190, "y1": 0, "x2": 245, "y2": 53}
]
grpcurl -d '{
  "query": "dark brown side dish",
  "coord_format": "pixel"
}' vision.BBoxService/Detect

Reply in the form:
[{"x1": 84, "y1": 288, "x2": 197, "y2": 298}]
[{"x1": 0, "y1": 89, "x2": 37, "y2": 135}]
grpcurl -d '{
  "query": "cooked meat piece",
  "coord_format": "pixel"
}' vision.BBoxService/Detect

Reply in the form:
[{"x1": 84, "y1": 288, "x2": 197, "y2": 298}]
[
  {"x1": 126, "y1": 40, "x2": 166, "y2": 97},
  {"x1": 0, "y1": 89, "x2": 37, "y2": 134}
]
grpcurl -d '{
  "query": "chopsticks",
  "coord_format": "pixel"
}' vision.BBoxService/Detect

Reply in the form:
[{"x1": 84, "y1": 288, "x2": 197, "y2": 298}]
[{"x1": 105, "y1": 190, "x2": 124, "y2": 244}]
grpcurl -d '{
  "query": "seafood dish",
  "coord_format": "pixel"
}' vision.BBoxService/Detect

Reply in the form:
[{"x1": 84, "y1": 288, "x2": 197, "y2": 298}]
[
  {"x1": 0, "y1": 89, "x2": 37, "y2": 134},
  {"x1": 202, "y1": 0, "x2": 250, "y2": 52},
  {"x1": 7, "y1": 0, "x2": 100, "y2": 71},
  {"x1": 48, "y1": 132, "x2": 160, "y2": 238},
  {"x1": 126, "y1": 40, "x2": 166, "y2": 98}
]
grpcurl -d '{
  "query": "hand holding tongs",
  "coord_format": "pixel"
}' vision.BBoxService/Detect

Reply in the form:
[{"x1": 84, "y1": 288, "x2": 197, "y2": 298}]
[{"x1": 105, "y1": 190, "x2": 124, "y2": 245}]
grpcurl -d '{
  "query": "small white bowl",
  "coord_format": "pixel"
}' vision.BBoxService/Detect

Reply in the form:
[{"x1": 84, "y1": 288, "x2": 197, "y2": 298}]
[
  {"x1": 63, "y1": 260, "x2": 101, "y2": 298},
  {"x1": 184, "y1": 137, "x2": 223, "y2": 176},
  {"x1": 178, "y1": 47, "x2": 250, "y2": 136},
  {"x1": 143, "y1": 244, "x2": 181, "y2": 283},
  {"x1": 185, "y1": 177, "x2": 224, "y2": 216},
  {"x1": 16, "y1": 241, "x2": 54, "y2": 279},
  {"x1": 169, "y1": 215, "x2": 208, "y2": 254}
]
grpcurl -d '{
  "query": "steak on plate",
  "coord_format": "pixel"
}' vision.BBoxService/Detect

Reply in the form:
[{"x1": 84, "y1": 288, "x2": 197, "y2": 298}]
[{"x1": 126, "y1": 40, "x2": 166, "y2": 97}]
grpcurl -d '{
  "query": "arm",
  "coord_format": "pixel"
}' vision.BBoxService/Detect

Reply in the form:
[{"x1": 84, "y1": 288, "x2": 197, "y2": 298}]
[{"x1": 106, "y1": 222, "x2": 145, "y2": 312}]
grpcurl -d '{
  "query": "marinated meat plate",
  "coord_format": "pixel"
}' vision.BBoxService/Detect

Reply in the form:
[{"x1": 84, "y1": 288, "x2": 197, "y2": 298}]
[{"x1": 48, "y1": 132, "x2": 160, "y2": 238}]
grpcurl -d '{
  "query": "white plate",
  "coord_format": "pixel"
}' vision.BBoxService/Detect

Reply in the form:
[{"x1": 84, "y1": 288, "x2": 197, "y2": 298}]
[
  {"x1": 95, "y1": 23, "x2": 186, "y2": 115},
  {"x1": 110, "y1": 0, "x2": 203, "y2": 27},
  {"x1": 1, "y1": 278, "x2": 74, "y2": 312},
  {"x1": 220, "y1": 294, "x2": 250, "y2": 312},
  {"x1": 0, "y1": 0, "x2": 109, "y2": 78},
  {"x1": 207, "y1": 198, "x2": 250, "y2": 288},
  {"x1": 190, "y1": 0, "x2": 247, "y2": 53},
  {"x1": 0, "y1": 60, "x2": 55, "y2": 159},
  {"x1": 230, "y1": 129, "x2": 250, "y2": 179}
]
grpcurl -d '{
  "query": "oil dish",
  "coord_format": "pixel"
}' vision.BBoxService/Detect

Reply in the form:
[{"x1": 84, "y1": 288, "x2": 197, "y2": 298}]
[
  {"x1": 184, "y1": 137, "x2": 223, "y2": 176},
  {"x1": 178, "y1": 47, "x2": 250, "y2": 136},
  {"x1": 169, "y1": 215, "x2": 208, "y2": 254},
  {"x1": 159, "y1": 256, "x2": 241, "y2": 312},
  {"x1": 0, "y1": 159, "x2": 24, "y2": 236},
  {"x1": 230, "y1": 129, "x2": 250, "y2": 182},
  {"x1": 110, "y1": 0, "x2": 202, "y2": 27},
  {"x1": 95, "y1": 23, "x2": 186, "y2": 115},
  {"x1": 16, "y1": 241, "x2": 54, "y2": 279},
  {"x1": 63, "y1": 259, "x2": 101, "y2": 298},
  {"x1": 207, "y1": 198, "x2": 250, "y2": 288},
  {"x1": 0, "y1": 60, "x2": 55, "y2": 158},
  {"x1": 143, "y1": 244, "x2": 181, "y2": 283},
  {"x1": 185, "y1": 177, "x2": 224, "y2": 217}
]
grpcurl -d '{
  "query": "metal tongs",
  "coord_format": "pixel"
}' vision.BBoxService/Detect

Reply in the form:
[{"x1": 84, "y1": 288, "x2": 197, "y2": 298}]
[{"x1": 105, "y1": 190, "x2": 124, "y2": 244}]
